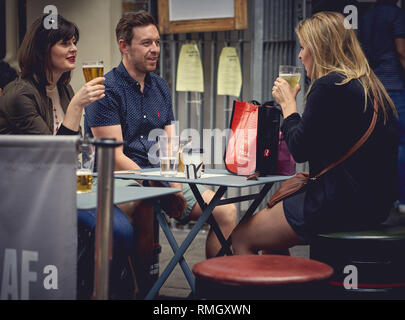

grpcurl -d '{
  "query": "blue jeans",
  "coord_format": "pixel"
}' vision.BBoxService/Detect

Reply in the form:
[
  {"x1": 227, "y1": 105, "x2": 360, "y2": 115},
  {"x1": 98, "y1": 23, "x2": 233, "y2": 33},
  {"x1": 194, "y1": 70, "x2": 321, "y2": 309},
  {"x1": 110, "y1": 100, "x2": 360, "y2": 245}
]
[
  {"x1": 388, "y1": 89, "x2": 405, "y2": 205},
  {"x1": 77, "y1": 206, "x2": 134, "y2": 299}
]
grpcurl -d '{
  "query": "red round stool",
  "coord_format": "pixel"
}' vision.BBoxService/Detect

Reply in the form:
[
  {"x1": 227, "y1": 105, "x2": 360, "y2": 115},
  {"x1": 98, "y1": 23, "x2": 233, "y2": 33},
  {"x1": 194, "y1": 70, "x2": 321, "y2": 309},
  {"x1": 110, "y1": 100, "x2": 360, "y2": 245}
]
[{"x1": 192, "y1": 255, "x2": 333, "y2": 299}]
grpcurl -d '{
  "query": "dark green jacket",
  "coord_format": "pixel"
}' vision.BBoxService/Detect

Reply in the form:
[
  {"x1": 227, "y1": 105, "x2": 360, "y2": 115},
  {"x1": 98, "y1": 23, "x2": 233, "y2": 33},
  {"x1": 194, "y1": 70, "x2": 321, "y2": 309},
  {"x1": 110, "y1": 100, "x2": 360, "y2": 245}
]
[{"x1": 0, "y1": 77, "x2": 74, "y2": 135}]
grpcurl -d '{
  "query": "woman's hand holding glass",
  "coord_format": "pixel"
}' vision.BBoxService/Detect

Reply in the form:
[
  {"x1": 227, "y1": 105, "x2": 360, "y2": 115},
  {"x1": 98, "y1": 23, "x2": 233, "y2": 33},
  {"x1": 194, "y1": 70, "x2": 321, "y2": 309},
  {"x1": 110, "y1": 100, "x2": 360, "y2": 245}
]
[
  {"x1": 75, "y1": 60, "x2": 105, "y2": 108},
  {"x1": 71, "y1": 77, "x2": 105, "y2": 109},
  {"x1": 272, "y1": 77, "x2": 301, "y2": 119},
  {"x1": 62, "y1": 77, "x2": 105, "y2": 132}
]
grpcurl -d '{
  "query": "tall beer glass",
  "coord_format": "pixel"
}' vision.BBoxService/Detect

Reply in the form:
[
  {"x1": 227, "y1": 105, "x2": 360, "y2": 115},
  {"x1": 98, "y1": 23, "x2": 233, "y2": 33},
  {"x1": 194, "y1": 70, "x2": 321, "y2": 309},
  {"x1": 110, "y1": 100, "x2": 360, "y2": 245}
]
[
  {"x1": 77, "y1": 142, "x2": 95, "y2": 193},
  {"x1": 279, "y1": 65, "x2": 301, "y2": 88},
  {"x1": 82, "y1": 61, "x2": 104, "y2": 82}
]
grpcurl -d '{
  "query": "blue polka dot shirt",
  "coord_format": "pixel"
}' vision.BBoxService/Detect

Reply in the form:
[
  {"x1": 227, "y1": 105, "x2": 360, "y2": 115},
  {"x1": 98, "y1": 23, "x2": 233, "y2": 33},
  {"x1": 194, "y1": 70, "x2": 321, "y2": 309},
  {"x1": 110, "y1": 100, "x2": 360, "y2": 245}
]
[{"x1": 84, "y1": 62, "x2": 175, "y2": 167}]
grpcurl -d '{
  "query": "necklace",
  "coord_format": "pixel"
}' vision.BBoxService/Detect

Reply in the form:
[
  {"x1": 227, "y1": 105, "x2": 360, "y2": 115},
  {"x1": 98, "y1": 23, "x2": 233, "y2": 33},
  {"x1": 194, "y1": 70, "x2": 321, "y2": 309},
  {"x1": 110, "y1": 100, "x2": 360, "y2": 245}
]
[
  {"x1": 48, "y1": 89, "x2": 60, "y2": 132},
  {"x1": 53, "y1": 105, "x2": 60, "y2": 132},
  {"x1": 46, "y1": 86, "x2": 62, "y2": 134}
]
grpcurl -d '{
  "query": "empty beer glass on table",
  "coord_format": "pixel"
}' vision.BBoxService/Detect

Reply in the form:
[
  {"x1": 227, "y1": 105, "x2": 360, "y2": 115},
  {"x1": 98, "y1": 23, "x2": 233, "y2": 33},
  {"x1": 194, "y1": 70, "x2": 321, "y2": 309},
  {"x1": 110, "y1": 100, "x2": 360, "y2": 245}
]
[
  {"x1": 82, "y1": 61, "x2": 104, "y2": 82},
  {"x1": 279, "y1": 65, "x2": 301, "y2": 88},
  {"x1": 77, "y1": 142, "x2": 95, "y2": 193},
  {"x1": 158, "y1": 135, "x2": 179, "y2": 176}
]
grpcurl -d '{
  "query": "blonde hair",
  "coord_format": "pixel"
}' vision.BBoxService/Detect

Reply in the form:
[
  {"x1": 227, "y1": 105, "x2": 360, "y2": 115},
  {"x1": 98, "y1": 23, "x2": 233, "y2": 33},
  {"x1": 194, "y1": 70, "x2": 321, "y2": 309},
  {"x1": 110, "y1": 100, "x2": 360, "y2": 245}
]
[{"x1": 295, "y1": 11, "x2": 397, "y2": 122}]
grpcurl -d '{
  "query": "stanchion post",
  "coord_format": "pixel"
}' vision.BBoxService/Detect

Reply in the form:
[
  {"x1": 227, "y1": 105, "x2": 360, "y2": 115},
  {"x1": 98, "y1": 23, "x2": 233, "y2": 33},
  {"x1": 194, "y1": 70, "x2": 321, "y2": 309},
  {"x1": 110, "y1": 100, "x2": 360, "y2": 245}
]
[{"x1": 90, "y1": 138, "x2": 122, "y2": 300}]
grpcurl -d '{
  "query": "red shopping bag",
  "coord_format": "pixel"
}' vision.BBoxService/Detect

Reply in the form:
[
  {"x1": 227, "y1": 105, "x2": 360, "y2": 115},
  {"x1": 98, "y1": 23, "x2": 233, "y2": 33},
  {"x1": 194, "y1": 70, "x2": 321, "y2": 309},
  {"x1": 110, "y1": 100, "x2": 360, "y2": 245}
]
[{"x1": 224, "y1": 100, "x2": 281, "y2": 176}]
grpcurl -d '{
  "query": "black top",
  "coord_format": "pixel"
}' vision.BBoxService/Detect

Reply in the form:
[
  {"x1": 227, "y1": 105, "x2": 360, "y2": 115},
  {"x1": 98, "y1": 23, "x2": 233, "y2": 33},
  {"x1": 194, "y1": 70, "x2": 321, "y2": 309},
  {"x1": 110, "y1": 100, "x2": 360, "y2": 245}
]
[{"x1": 282, "y1": 72, "x2": 399, "y2": 241}]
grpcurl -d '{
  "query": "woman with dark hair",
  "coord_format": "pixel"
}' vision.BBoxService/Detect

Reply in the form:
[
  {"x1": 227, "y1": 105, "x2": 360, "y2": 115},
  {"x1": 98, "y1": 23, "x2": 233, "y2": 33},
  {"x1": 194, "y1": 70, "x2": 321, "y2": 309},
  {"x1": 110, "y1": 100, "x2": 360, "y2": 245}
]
[
  {"x1": 0, "y1": 14, "x2": 136, "y2": 299},
  {"x1": 0, "y1": 14, "x2": 104, "y2": 135}
]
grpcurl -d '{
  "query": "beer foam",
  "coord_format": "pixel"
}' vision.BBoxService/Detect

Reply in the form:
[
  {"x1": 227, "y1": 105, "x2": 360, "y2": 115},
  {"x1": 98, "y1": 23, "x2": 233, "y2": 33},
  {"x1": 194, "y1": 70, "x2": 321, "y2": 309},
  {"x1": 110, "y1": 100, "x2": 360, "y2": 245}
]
[
  {"x1": 76, "y1": 168, "x2": 92, "y2": 175},
  {"x1": 82, "y1": 64, "x2": 103, "y2": 68}
]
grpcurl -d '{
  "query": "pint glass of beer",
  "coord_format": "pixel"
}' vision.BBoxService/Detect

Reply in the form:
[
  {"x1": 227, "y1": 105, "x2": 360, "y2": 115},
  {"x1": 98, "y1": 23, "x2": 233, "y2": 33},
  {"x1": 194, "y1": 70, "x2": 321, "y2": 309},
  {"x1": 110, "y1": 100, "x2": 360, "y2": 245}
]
[
  {"x1": 279, "y1": 65, "x2": 302, "y2": 88},
  {"x1": 82, "y1": 61, "x2": 104, "y2": 83},
  {"x1": 76, "y1": 142, "x2": 95, "y2": 193}
]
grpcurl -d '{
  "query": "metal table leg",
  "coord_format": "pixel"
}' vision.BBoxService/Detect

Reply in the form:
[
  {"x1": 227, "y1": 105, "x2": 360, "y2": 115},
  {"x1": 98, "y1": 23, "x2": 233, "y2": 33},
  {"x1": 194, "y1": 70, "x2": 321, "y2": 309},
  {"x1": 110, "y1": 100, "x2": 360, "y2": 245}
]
[
  {"x1": 189, "y1": 183, "x2": 233, "y2": 256},
  {"x1": 155, "y1": 209, "x2": 195, "y2": 292},
  {"x1": 215, "y1": 182, "x2": 274, "y2": 257},
  {"x1": 145, "y1": 186, "x2": 227, "y2": 300}
]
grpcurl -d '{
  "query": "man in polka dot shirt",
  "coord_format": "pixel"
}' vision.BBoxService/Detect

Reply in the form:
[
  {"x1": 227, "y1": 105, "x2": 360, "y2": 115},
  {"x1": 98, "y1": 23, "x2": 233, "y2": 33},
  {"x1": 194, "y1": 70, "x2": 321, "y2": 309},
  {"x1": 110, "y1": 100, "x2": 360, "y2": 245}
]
[{"x1": 85, "y1": 12, "x2": 237, "y2": 297}]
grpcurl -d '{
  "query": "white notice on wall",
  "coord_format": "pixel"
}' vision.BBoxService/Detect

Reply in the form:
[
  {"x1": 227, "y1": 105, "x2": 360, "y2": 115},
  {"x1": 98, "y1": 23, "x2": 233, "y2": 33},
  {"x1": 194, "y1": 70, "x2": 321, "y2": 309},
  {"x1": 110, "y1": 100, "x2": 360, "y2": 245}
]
[
  {"x1": 176, "y1": 43, "x2": 204, "y2": 92},
  {"x1": 217, "y1": 47, "x2": 242, "y2": 97}
]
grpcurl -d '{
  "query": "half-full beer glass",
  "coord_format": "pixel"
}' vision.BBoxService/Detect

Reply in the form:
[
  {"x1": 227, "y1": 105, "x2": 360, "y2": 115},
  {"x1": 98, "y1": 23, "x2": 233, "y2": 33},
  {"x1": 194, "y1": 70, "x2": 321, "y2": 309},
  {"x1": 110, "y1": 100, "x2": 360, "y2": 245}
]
[
  {"x1": 77, "y1": 142, "x2": 95, "y2": 193},
  {"x1": 279, "y1": 65, "x2": 301, "y2": 88},
  {"x1": 82, "y1": 61, "x2": 104, "y2": 82}
]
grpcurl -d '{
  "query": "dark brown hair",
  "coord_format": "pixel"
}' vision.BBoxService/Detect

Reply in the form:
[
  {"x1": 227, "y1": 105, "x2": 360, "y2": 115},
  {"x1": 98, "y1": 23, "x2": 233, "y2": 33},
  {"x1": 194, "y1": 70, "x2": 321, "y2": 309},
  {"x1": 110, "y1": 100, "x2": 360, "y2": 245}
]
[
  {"x1": 18, "y1": 14, "x2": 79, "y2": 88},
  {"x1": 115, "y1": 11, "x2": 157, "y2": 45}
]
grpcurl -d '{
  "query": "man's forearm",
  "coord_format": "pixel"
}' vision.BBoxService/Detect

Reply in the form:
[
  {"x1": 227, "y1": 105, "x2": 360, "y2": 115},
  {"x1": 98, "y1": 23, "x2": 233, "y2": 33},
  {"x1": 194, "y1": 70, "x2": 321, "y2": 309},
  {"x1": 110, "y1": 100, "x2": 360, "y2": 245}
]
[{"x1": 115, "y1": 151, "x2": 142, "y2": 171}]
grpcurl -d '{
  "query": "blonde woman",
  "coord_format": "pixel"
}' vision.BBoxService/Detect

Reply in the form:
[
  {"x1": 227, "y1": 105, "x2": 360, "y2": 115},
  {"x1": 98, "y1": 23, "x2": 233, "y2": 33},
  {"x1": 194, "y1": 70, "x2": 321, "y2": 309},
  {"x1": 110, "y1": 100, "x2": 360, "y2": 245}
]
[{"x1": 231, "y1": 12, "x2": 399, "y2": 254}]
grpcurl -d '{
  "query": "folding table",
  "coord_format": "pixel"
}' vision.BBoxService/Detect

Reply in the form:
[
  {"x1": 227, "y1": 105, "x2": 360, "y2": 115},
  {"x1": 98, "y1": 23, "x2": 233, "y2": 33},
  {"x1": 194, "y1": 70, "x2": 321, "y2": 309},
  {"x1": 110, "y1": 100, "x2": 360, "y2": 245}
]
[
  {"x1": 76, "y1": 186, "x2": 181, "y2": 210},
  {"x1": 114, "y1": 168, "x2": 291, "y2": 299}
]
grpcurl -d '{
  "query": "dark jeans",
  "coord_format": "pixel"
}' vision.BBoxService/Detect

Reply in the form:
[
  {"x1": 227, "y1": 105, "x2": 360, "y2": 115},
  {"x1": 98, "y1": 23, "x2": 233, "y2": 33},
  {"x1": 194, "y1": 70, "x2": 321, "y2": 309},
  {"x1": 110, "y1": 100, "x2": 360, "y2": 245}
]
[
  {"x1": 388, "y1": 89, "x2": 405, "y2": 205},
  {"x1": 77, "y1": 206, "x2": 135, "y2": 299}
]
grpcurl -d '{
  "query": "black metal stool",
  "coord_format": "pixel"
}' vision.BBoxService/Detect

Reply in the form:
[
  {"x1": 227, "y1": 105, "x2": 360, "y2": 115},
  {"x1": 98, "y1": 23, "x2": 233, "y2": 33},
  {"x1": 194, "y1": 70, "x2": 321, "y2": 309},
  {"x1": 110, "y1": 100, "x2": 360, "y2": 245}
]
[{"x1": 310, "y1": 225, "x2": 405, "y2": 299}]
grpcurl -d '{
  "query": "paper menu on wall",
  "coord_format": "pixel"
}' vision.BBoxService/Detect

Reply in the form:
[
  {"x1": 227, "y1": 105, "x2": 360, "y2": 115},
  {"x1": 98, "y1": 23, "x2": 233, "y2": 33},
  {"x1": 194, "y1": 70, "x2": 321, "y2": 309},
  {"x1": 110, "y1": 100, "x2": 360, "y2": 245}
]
[
  {"x1": 217, "y1": 47, "x2": 242, "y2": 97},
  {"x1": 176, "y1": 43, "x2": 204, "y2": 92}
]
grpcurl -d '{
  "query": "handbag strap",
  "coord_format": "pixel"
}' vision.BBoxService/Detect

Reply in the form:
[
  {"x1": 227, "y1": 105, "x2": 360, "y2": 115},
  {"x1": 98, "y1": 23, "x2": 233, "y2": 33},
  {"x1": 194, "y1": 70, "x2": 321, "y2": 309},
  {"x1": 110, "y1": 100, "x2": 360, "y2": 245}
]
[{"x1": 313, "y1": 90, "x2": 378, "y2": 180}]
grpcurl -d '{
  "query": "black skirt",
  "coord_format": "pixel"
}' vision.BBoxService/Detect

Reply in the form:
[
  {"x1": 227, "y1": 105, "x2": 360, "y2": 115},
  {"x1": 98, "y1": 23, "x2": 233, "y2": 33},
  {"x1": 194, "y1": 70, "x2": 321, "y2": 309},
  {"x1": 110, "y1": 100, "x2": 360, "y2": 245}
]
[{"x1": 282, "y1": 168, "x2": 392, "y2": 243}]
